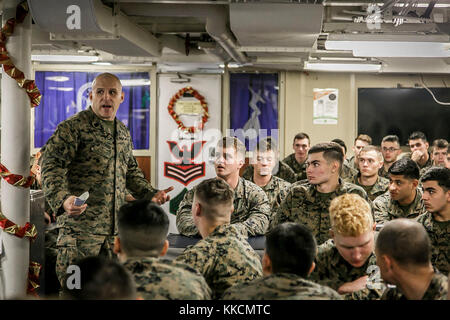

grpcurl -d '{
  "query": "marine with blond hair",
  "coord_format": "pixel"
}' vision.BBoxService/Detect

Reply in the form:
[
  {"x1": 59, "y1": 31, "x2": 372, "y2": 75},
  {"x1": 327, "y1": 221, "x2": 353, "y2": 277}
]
[{"x1": 310, "y1": 193, "x2": 386, "y2": 300}]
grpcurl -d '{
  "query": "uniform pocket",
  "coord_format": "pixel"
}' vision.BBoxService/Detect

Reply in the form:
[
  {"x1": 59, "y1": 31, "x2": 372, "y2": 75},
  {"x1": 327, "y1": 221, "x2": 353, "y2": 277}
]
[
  {"x1": 90, "y1": 144, "x2": 111, "y2": 159},
  {"x1": 56, "y1": 234, "x2": 77, "y2": 248},
  {"x1": 55, "y1": 234, "x2": 79, "y2": 286}
]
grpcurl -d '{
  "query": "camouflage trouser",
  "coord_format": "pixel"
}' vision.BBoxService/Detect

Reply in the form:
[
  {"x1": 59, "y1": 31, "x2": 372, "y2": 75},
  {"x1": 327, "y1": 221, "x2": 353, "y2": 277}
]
[{"x1": 56, "y1": 228, "x2": 116, "y2": 287}]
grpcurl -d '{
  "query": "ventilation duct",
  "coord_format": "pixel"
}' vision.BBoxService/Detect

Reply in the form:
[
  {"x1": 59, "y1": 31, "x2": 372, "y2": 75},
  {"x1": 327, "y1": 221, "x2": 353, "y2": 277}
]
[
  {"x1": 28, "y1": 0, "x2": 161, "y2": 57},
  {"x1": 229, "y1": 3, "x2": 324, "y2": 50}
]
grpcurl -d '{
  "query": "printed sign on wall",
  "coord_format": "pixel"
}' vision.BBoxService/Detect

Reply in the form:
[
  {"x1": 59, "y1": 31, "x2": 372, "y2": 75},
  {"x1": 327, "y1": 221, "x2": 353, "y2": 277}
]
[{"x1": 313, "y1": 88, "x2": 339, "y2": 125}]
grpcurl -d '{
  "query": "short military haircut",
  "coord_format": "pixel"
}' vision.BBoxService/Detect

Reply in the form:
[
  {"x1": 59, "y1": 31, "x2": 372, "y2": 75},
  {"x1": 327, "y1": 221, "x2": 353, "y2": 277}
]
[
  {"x1": 431, "y1": 139, "x2": 448, "y2": 151},
  {"x1": 359, "y1": 145, "x2": 383, "y2": 161},
  {"x1": 355, "y1": 134, "x2": 372, "y2": 145},
  {"x1": 331, "y1": 138, "x2": 347, "y2": 154},
  {"x1": 421, "y1": 166, "x2": 450, "y2": 192},
  {"x1": 118, "y1": 199, "x2": 169, "y2": 256},
  {"x1": 293, "y1": 132, "x2": 310, "y2": 144},
  {"x1": 388, "y1": 157, "x2": 420, "y2": 180},
  {"x1": 256, "y1": 137, "x2": 277, "y2": 153},
  {"x1": 382, "y1": 135, "x2": 400, "y2": 144},
  {"x1": 376, "y1": 219, "x2": 431, "y2": 267},
  {"x1": 194, "y1": 178, "x2": 234, "y2": 220},
  {"x1": 217, "y1": 136, "x2": 246, "y2": 160},
  {"x1": 62, "y1": 256, "x2": 136, "y2": 300},
  {"x1": 329, "y1": 194, "x2": 373, "y2": 237},
  {"x1": 308, "y1": 142, "x2": 344, "y2": 168},
  {"x1": 265, "y1": 222, "x2": 317, "y2": 278},
  {"x1": 408, "y1": 131, "x2": 428, "y2": 143}
]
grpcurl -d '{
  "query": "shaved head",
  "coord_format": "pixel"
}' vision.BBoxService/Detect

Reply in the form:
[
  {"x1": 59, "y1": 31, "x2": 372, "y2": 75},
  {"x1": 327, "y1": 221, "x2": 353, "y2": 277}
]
[
  {"x1": 92, "y1": 73, "x2": 122, "y2": 90},
  {"x1": 376, "y1": 219, "x2": 431, "y2": 267}
]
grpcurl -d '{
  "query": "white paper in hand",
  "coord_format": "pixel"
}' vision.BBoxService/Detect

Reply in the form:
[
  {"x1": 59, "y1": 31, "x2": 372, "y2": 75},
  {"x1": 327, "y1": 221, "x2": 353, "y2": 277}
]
[{"x1": 74, "y1": 191, "x2": 89, "y2": 206}]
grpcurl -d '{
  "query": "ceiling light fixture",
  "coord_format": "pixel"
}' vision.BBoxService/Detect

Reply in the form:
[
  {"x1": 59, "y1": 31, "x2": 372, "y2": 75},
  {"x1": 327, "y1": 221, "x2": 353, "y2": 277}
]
[
  {"x1": 325, "y1": 41, "x2": 450, "y2": 58},
  {"x1": 304, "y1": 61, "x2": 382, "y2": 72},
  {"x1": 121, "y1": 79, "x2": 151, "y2": 86},
  {"x1": 31, "y1": 55, "x2": 100, "y2": 62},
  {"x1": 91, "y1": 62, "x2": 112, "y2": 66}
]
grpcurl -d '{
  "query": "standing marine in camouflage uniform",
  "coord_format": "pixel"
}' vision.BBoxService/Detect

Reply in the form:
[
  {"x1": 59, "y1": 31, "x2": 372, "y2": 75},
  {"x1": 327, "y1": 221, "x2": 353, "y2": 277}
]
[
  {"x1": 270, "y1": 142, "x2": 369, "y2": 245},
  {"x1": 345, "y1": 146, "x2": 389, "y2": 201},
  {"x1": 242, "y1": 138, "x2": 291, "y2": 210},
  {"x1": 379, "y1": 135, "x2": 403, "y2": 179},
  {"x1": 115, "y1": 199, "x2": 211, "y2": 300},
  {"x1": 221, "y1": 223, "x2": 342, "y2": 300},
  {"x1": 175, "y1": 179, "x2": 263, "y2": 299},
  {"x1": 416, "y1": 167, "x2": 450, "y2": 275},
  {"x1": 310, "y1": 194, "x2": 386, "y2": 300},
  {"x1": 41, "y1": 73, "x2": 172, "y2": 285},
  {"x1": 176, "y1": 137, "x2": 271, "y2": 237},
  {"x1": 281, "y1": 132, "x2": 310, "y2": 181},
  {"x1": 347, "y1": 134, "x2": 372, "y2": 171},
  {"x1": 376, "y1": 219, "x2": 448, "y2": 300},
  {"x1": 373, "y1": 158, "x2": 426, "y2": 224}
]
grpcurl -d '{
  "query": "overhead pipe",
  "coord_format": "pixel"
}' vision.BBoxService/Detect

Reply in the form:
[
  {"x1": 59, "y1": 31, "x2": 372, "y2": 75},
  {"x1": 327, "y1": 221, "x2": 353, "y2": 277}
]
[
  {"x1": 204, "y1": 7, "x2": 249, "y2": 64},
  {"x1": 119, "y1": 3, "x2": 249, "y2": 64}
]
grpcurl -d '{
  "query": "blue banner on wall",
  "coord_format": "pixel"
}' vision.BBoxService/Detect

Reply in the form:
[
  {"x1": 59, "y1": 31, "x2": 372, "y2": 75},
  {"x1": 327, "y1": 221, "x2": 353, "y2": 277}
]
[
  {"x1": 230, "y1": 73, "x2": 278, "y2": 151},
  {"x1": 34, "y1": 71, "x2": 150, "y2": 150}
]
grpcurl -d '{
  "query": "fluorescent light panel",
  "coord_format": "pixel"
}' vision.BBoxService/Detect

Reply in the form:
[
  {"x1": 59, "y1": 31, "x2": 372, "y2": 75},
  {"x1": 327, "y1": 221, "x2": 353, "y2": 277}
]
[
  {"x1": 325, "y1": 41, "x2": 450, "y2": 58},
  {"x1": 304, "y1": 61, "x2": 381, "y2": 72},
  {"x1": 31, "y1": 55, "x2": 99, "y2": 62},
  {"x1": 91, "y1": 62, "x2": 112, "y2": 66},
  {"x1": 121, "y1": 79, "x2": 150, "y2": 86}
]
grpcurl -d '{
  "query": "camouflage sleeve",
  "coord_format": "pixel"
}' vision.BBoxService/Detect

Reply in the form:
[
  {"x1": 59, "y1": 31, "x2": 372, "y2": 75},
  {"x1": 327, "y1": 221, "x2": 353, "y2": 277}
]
[
  {"x1": 271, "y1": 194, "x2": 282, "y2": 212},
  {"x1": 309, "y1": 241, "x2": 337, "y2": 289},
  {"x1": 268, "y1": 187, "x2": 294, "y2": 232},
  {"x1": 234, "y1": 185, "x2": 271, "y2": 237},
  {"x1": 41, "y1": 121, "x2": 79, "y2": 216},
  {"x1": 372, "y1": 193, "x2": 390, "y2": 224},
  {"x1": 175, "y1": 242, "x2": 216, "y2": 277},
  {"x1": 271, "y1": 182, "x2": 291, "y2": 211},
  {"x1": 380, "y1": 288, "x2": 402, "y2": 300},
  {"x1": 125, "y1": 146, "x2": 158, "y2": 201},
  {"x1": 175, "y1": 188, "x2": 200, "y2": 237},
  {"x1": 344, "y1": 287, "x2": 384, "y2": 300},
  {"x1": 219, "y1": 282, "x2": 248, "y2": 300}
]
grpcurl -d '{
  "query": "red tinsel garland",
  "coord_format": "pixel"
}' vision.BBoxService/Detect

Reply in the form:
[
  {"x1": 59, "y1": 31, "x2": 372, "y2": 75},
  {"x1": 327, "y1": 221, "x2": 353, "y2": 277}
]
[
  {"x1": 0, "y1": 1, "x2": 41, "y2": 108},
  {"x1": 167, "y1": 86, "x2": 209, "y2": 133},
  {"x1": 0, "y1": 211, "x2": 37, "y2": 240},
  {"x1": 0, "y1": 1, "x2": 42, "y2": 297},
  {"x1": 0, "y1": 163, "x2": 35, "y2": 188}
]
